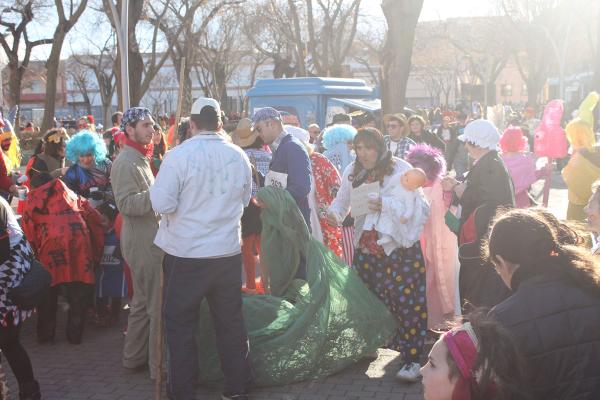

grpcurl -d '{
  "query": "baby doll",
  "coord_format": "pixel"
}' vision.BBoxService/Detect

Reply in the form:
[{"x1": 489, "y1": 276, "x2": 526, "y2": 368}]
[{"x1": 372, "y1": 168, "x2": 430, "y2": 254}]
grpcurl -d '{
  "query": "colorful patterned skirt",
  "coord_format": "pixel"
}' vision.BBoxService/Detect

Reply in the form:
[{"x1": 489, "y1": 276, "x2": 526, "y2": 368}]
[{"x1": 352, "y1": 242, "x2": 427, "y2": 362}]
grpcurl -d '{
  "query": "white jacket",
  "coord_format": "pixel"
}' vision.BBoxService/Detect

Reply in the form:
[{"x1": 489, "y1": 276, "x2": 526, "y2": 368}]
[
  {"x1": 329, "y1": 157, "x2": 426, "y2": 250},
  {"x1": 150, "y1": 132, "x2": 252, "y2": 258}
]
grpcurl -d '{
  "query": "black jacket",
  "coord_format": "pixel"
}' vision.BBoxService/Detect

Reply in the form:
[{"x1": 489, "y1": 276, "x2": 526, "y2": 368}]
[
  {"x1": 491, "y1": 269, "x2": 600, "y2": 400},
  {"x1": 459, "y1": 150, "x2": 515, "y2": 226},
  {"x1": 435, "y1": 125, "x2": 459, "y2": 167},
  {"x1": 408, "y1": 130, "x2": 446, "y2": 152}
]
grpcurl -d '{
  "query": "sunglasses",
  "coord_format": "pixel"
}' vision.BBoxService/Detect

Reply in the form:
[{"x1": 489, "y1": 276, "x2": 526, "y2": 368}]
[{"x1": 386, "y1": 124, "x2": 401, "y2": 129}]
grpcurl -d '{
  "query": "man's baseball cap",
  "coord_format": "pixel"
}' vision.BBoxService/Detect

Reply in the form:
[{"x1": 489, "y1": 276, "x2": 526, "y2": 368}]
[{"x1": 191, "y1": 97, "x2": 221, "y2": 116}]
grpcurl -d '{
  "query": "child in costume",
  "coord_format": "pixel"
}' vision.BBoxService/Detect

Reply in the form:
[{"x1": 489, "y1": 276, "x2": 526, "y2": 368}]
[
  {"x1": 366, "y1": 167, "x2": 430, "y2": 254},
  {"x1": 421, "y1": 313, "x2": 529, "y2": 400},
  {"x1": 499, "y1": 126, "x2": 539, "y2": 208},
  {"x1": 562, "y1": 118, "x2": 600, "y2": 221},
  {"x1": 0, "y1": 115, "x2": 23, "y2": 200},
  {"x1": 93, "y1": 202, "x2": 128, "y2": 326},
  {"x1": 21, "y1": 174, "x2": 104, "y2": 344}
]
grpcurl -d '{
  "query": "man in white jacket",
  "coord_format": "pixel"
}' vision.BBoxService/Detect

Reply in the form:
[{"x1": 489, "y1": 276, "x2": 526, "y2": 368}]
[{"x1": 150, "y1": 98, "x2": 252, "y2": 400}]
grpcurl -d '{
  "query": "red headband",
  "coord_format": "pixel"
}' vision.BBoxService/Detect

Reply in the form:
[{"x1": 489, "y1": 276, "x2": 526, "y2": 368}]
[{"x1": 442, "y1": 323, "x2": 479, "y2": 400}]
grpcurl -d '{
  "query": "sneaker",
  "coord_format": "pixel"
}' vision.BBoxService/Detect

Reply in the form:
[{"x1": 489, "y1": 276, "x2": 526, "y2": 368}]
[
  {"x1": 221, "y1": 392, "x2": 249, "y2": 400},
  {"x1": 395, "y1": 362, "x2": 422, "y2": 382}
]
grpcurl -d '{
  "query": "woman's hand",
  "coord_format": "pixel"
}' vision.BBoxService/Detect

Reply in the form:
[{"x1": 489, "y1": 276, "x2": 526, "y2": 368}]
[
  {"x1": 326, "y1": 210, "x2": 341, "y2": 226},
  {"x1": 368, "y1": 196, "x2": 382, "y2": 212},
  {"x1": 441, "y1": 176, "x2": 458, "y2": 191}
]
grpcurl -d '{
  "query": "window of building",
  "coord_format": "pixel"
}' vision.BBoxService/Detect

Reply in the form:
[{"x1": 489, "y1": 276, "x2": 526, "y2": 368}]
[{"x1": 501, "y1": 84, "x2": 512, "y2": 97}]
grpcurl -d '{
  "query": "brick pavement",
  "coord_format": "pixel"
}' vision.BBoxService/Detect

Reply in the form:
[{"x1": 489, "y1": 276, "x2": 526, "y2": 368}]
[{"x1": 5, "y1": 310, "x2": 424, "y2": 400}]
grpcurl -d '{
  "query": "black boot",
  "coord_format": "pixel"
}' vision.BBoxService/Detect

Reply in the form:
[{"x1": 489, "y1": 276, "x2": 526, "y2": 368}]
[{"x1": 18, "y1": 379, "x2": 41, "y2": 400}]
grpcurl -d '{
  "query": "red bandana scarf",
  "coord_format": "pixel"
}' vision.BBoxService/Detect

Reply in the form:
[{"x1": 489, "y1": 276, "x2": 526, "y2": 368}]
[{"x1": 124, "y1": 137, "x2": 154, "y2": 159}]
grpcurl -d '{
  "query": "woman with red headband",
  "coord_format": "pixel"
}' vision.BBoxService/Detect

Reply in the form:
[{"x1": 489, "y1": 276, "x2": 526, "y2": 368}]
[{"x1": 421, "y1": 312, "x2": 529, "y2": 400}]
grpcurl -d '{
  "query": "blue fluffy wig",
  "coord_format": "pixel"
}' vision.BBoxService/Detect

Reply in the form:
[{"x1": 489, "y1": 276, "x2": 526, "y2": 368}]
[
  {"x1": 65, "y1": 130, "x2": 108, "y2": 164},
  {"x1": 321, "y1": 124, "x2": 357, "y2": 150}
]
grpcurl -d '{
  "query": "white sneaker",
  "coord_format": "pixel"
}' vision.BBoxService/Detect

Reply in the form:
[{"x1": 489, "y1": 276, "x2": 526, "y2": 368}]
[{"x1": 395, "y1": 362, "x2": 422, "y2": 382}]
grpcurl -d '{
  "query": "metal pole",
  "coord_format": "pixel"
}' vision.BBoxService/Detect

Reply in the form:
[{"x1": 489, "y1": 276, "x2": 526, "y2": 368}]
[
  {"x1": 108, "y1": 0, "x2": 130, "y2": 111},
  {"x1": 121, "y1": 0, "x2": 130, "y2": 109}
]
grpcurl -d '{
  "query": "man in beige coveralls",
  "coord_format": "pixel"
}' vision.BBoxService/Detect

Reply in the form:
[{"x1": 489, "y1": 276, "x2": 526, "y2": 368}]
[{"x1": 110, "y1": 107, "x2": 163, "y2": 379}]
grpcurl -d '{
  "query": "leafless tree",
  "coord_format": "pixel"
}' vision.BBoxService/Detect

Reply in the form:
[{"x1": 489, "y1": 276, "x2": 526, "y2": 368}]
[
  {"x1": 0, "y1": 0, "x2": 53, "y2": 131},
  {"x1": 243, "y1": 0, "x2": 362, "y2": 78},
  {"x1": 41, "y1": 0, "x2": 89, "y2": 132},
  {"x1": 380, "y1": 0, "x2": 424, "y2": 114},
  {"x1": 148, "y1": 0, "x2": 244, "y2": 114},
  {"x1": 70, "y1": 34, "x2": 117, "y2": 126},
  {"x1": 67, "y1": 61, "x2": 94, "y2": 115},
  {"x1": 500, "y1": 0, "x2": 563, "y2": 106}
]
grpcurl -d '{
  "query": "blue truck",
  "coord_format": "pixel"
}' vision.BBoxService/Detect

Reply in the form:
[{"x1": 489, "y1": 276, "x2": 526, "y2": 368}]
[{"x1": 245, "y1": 77, "x2": 384, "y2": 128}]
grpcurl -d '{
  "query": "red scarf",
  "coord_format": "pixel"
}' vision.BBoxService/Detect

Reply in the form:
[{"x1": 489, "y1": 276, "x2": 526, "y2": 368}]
[{"x1": 124, "y1": 137, "x2": 154, "y2": 159}]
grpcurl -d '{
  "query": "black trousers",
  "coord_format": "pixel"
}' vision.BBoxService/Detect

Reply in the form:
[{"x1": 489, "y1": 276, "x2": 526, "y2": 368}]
[
  {"x1": 0, "y1": 317, "x2": 35, "y2": 387},
  {"x1": 163, "y1": 253, "x2": 250, "y2": 400},
  {"x1": 36, "y1": 282, "x2": 94, "y2": 344}
]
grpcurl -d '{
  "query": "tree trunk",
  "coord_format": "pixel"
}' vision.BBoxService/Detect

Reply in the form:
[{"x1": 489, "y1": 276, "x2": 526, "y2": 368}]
[
  {"x1": 7, "y1": 62, "x2": 23, "y2": 134},
  {"x1": 526, "y1": 78, "x2": 542, "y2": 107},
  {"x1": 41, "y1": 30, "x2": 67, "y2": 132},
  {"x1": 381, "y1": 0, "x2": 424, "y2": 114}
]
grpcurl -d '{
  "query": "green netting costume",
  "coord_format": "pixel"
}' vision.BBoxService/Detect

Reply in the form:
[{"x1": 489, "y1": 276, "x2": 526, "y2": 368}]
[{"x1": 195, "y1": 187, "x2": 397, "y2": 386}]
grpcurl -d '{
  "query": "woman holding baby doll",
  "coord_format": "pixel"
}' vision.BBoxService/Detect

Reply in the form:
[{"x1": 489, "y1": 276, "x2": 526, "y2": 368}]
[{"x1": 328, "y1": 127, "x2": 430, "y2": 383}]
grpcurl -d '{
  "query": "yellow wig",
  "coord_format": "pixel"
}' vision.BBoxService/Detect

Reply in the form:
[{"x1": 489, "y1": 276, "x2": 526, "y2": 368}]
[
  {"x1": 0, "y1": 120, "x2": 22, "y2": 172},
  {"x1": 566, "y1": 117, "x2": 595, "y2": 151}
]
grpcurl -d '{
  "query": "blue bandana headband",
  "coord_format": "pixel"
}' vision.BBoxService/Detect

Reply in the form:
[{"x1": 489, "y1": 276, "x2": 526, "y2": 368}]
[{"x1": 121, "y1": 107, "x2": 152, "y2": 131}]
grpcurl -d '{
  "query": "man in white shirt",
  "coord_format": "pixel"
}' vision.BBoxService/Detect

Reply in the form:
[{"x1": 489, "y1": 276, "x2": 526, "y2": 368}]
[{"x1": 150, "y1": 98, "x2": 252, "y2": 400}]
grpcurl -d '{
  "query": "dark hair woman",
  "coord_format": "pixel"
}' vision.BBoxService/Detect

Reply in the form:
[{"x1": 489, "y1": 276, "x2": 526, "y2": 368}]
[
  {"x1": 328, "y1": 127, "x2": 428, "y2": 382},
  {"x1": 408, "y1": 114, "x2": 445, "y2": 152},
  {"x1": 488, "y1": 208, "x2": 600, "y2": 400},
  {"x1": 421, "y1": 311, "x2": 529, "y2": 400}
]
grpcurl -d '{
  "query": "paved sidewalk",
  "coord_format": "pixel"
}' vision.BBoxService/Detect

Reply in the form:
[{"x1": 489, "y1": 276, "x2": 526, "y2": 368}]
[{"x1": 5, "y1": 310, "x2": 424, "y2": 400}]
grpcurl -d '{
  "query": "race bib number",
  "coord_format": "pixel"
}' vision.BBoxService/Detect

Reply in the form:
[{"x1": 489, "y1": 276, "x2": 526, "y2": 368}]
[{"x1": 265, "y1": 171, "x2": 288, "y2": 189}]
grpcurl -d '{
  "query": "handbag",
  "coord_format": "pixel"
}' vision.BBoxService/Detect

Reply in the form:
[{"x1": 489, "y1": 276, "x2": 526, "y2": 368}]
[{"x1": 8, "y1": 258, "x2": 52, "y2": 310}]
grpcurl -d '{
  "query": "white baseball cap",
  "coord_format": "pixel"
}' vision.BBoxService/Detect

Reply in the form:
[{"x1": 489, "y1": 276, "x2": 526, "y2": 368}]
[
  {"x1": 191, "y1": 97, "x2": 221, "y2": 116},
  {"x1": 458, "y1": 119, "x2": 500, "y2": 150}
]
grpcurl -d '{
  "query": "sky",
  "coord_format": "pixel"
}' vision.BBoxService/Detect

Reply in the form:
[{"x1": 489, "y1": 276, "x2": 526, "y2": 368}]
[
  {"x1": 25, "y1": 0, "x2": 496, "y2": 61},
  {"x1": 360, "y1": 0, "x2": 495, "y2": 21}
]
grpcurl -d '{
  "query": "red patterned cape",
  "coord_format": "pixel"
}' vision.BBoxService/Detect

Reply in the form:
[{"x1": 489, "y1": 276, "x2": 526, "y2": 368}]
[
  {"x1": 310, "y1": 152, "x2": 343, "y2": 258},
  {"x1": 21, "y1": 179, "x2": 104, "y2": 286}
]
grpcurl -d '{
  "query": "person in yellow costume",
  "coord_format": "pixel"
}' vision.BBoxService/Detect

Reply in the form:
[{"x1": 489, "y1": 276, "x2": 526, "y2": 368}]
[
  {"x1": 0, "y1": 117, "x2": 22, "y2": 199},
  {"x1": 576, "y1": 91, "x2": 599, "y2": 130},
  {"x1": 562, "y1": 118, "x2": 600, "y2": 221}
]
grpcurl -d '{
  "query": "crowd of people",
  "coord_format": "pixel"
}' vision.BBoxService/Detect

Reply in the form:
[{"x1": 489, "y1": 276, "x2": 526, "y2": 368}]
[{"x1": 0, "y1": 92, "x2": 599, "y2": 400}]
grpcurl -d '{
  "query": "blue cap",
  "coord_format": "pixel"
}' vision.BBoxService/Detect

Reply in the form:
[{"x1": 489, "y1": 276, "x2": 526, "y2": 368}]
[{"x1": 251, "y1": 107, "x2": 281, "y2": 125}]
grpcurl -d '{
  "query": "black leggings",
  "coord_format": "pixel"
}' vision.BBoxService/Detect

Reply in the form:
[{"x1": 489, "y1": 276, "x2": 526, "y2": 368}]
[
  {"x1": 37, "y1": 282, "x2": 94, "y2": 344},
  {"x1": 0, "y1": 318, "x2": 34, "y2": 385}
]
